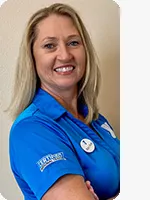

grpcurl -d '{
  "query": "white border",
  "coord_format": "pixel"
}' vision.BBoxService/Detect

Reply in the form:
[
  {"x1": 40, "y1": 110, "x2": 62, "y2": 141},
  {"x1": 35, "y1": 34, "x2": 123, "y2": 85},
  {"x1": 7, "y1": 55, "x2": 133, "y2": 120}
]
[
  {"x1": 0, "y1": 0, "x2": 7, "y2": 7},
  {"x1": 113, "y1": 0, "x2": 120, "y2": 6},
  {"x1": 121, "y1": 0, "x2": 150, "y2": 200},
  {"x1": 0, "y1": 194, "x2": 6, "y2": 200}
]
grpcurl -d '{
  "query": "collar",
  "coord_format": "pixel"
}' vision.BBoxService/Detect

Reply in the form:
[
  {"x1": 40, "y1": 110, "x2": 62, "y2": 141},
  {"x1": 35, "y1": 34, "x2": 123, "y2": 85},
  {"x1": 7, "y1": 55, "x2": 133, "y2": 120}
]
[
  {"x1": 32, "y1": 88, "x2": 88, "y2": 120},
  {"x1": 33, "y1": 88, "x2": 67, "y2": 120}
]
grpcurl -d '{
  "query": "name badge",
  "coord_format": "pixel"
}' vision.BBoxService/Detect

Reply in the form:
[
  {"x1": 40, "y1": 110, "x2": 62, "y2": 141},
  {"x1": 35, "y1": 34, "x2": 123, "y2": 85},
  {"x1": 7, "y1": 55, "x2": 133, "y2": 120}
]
[{"x1": 80, "y1": 138, "x2": 95, "y2": 153}]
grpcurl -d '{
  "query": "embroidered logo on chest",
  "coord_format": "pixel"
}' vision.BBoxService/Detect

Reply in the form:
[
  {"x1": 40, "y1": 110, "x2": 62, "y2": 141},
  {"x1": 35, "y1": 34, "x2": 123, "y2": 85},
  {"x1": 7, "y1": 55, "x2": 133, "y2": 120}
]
[{"x1": 101, "y1": 122, "x2": 116, "y2": 138}]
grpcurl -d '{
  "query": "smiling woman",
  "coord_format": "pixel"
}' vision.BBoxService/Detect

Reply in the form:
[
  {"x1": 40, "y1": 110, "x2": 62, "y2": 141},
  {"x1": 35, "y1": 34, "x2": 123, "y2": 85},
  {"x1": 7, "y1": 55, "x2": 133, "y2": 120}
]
[
  {"x1": 7, "y1": 3, "x2": 120, "y2": 200},
  {"x1": 33, "y1": 14, "x2": 86, "y2": 95}
]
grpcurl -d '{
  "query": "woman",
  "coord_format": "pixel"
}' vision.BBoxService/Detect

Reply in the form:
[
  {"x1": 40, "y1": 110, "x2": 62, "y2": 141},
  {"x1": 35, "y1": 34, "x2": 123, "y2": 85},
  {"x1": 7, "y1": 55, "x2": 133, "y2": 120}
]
[{"x1": 8, "y1": 3, "x2": 120, "y2": 200}]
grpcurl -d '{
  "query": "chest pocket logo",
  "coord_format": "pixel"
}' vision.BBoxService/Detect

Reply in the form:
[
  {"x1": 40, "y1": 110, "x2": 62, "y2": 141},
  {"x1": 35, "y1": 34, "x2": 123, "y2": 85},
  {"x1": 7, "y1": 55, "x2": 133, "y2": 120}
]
[
  {"x1": 101, "y1": 122, "x2": 116, "y2": 138},
  {"x1": 80, "y1": 138, "x2": 95, "y2": 153}
]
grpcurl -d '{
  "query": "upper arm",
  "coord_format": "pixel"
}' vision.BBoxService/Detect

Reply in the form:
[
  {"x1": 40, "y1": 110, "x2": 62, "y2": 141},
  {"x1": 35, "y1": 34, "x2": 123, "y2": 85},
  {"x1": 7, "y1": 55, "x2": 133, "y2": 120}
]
[
  {"x1": 42, "y1": 174, "x2": 95, "y2": 200},
  {"x1": 9, "y1": 119, "x2": 85, "y2": 199}
]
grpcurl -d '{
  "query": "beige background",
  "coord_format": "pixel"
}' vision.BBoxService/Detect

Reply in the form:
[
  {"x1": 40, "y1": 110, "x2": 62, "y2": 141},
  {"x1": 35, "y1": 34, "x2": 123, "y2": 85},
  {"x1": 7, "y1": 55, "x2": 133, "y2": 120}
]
[{"x1": 0, "y1": 0, "x2": 119, "y2": 199}]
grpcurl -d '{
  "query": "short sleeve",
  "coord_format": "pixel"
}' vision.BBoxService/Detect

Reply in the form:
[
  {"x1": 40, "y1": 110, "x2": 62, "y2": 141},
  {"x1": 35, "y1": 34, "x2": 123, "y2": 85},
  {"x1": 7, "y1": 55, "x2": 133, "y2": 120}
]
[{"x1": 9, "y1": 118, "x2": 85, "y2": 200}]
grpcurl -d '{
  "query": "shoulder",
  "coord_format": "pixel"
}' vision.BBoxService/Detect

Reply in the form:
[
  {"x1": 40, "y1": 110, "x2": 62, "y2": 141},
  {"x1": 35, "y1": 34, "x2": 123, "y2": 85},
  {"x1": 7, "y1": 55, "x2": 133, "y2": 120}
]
[
  {"x1": 9, "y1": 105, "x2": 72, "y2": 153},
  {"x1": 11, "y1": 103, "x2": 38, "y2": 130}
]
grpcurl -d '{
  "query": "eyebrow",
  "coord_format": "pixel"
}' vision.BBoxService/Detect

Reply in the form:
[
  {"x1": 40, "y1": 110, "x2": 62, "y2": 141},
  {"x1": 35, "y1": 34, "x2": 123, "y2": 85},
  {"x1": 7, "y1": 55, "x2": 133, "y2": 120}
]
[
  {"x1": 67, "y1": 34, "x2": 81, "y2": 39},
  {"x1": 42, "y1": 37, "x2": 57, "y2": 42},
  {"x1": 42, "y1": 34, "x2": 81, "y2": 42}
]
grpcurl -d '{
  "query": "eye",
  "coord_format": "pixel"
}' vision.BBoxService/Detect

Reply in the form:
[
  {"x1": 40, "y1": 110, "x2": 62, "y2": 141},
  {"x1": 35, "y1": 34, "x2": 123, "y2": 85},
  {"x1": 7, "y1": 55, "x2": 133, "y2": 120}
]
[
  {"x1": 68, "y1": 41, "x2": 80, "y2": 47},
  {"x1": 44, "y1": 43, "x2": 55, "y2": 49}
]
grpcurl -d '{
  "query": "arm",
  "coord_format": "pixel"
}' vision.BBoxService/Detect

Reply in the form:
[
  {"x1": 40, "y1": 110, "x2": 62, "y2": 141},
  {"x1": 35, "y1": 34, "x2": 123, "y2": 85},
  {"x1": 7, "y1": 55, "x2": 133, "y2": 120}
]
[
  {"x1": 42, "y1": 174, "x2": 96, "y2": 200},
  {"x1": 86, "y1": 181, "x2": 99, "y2": 200},
  {"x1": 10, "y1": 120, "x2": 99, "y2": 200}
]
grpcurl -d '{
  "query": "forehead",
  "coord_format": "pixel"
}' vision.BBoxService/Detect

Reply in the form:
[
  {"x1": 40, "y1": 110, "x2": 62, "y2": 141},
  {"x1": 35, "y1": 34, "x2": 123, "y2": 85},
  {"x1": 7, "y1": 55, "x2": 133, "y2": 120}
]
[{"x1": 36, "y1": 14, "x2": 79, "y2": 39}]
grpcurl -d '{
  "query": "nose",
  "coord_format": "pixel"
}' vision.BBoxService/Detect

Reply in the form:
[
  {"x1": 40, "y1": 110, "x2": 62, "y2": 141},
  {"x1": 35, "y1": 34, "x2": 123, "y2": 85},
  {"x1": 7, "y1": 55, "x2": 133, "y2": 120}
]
[{"x1": 57, "y1": 43, "x2": 73, "y2": 62}]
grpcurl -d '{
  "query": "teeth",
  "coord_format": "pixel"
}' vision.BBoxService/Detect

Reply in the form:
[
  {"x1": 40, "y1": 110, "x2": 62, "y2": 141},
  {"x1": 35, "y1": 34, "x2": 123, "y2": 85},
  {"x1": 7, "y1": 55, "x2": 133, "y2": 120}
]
[{"x1": 55, "y1": 66, "x2": 74, "y2": 72}]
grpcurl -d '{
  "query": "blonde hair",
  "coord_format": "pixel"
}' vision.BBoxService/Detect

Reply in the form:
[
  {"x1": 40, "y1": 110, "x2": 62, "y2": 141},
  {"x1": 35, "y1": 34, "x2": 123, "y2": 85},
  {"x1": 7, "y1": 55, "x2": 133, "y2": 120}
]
[{"x1": 8, "y1": 3, "x2": 101, "y2": 123}]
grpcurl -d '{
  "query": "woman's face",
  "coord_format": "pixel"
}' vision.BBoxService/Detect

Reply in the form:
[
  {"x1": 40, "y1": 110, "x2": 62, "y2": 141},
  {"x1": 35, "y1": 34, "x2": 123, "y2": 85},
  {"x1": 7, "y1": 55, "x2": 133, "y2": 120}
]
[{"x1": 33, "y1": 14, "x2": 86, "y2": 93}]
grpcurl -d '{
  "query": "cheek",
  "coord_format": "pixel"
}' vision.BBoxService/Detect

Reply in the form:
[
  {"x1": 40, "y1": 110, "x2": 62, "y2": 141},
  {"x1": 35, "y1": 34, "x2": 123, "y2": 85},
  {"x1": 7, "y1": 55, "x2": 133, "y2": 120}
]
[{"x1": 35, "y1": 55, "x2": 54, "y2": 73}]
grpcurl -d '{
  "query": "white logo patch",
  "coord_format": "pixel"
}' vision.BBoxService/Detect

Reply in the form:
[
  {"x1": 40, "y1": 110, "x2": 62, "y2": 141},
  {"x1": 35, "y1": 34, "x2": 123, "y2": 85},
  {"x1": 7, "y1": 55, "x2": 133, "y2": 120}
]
[
  {"x1": 80, "y1": 138, "x2": 95, "y2": 153},
  {"x1": 37, "y1": 152, "x2": 66, "y2": 172},
  {"x1": 101, "y1": 122, "x2": 116, "y2": 138}
]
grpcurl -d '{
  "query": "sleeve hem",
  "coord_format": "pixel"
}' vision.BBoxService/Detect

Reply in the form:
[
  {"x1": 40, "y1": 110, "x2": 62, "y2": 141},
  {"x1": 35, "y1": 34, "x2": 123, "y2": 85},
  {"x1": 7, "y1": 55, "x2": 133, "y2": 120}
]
[{"x1": 36, "y1": 168, "x2": 85, "y2": 200}]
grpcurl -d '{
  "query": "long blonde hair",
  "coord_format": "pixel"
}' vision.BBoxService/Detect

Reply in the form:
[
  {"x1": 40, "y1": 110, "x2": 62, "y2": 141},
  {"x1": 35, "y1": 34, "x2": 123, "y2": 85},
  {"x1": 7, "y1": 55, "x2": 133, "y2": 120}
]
[{"x1": 8, "y1": 3, "x2": 101, "y2": 123}]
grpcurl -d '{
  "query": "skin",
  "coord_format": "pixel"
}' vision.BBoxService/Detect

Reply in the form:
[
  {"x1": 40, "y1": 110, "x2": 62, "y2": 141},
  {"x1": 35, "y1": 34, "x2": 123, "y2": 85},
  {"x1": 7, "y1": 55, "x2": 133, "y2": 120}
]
[{"x1": 86, "y1": 181, "x2": 99, "y2": 200}]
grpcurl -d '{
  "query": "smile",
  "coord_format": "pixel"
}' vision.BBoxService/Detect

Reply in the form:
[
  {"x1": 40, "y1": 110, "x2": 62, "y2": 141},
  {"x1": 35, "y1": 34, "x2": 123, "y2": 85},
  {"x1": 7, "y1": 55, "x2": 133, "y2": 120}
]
[{"x1": 54, "y1": 66, "x2": 75, "y2": 72}]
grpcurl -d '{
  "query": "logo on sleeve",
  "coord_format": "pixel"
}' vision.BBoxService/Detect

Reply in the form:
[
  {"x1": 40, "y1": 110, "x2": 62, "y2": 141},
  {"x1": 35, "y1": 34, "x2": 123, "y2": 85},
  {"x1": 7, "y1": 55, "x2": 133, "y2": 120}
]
[
  {"x1": 101, "y1": 122, "x2": 116, "y2": 138},
  {"x1": 37, "y1": 152, "x2": 66, "y2": 172}
]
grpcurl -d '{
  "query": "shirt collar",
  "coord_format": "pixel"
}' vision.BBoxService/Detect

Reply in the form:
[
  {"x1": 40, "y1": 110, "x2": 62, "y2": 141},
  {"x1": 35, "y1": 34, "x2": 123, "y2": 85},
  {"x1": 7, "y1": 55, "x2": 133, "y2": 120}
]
[
  {"x1": 32, "y1": 88, "x2": 67, "y2": 120},
  {"x1": 32, "y1": 88, "x2": 88, "y2": 120}
]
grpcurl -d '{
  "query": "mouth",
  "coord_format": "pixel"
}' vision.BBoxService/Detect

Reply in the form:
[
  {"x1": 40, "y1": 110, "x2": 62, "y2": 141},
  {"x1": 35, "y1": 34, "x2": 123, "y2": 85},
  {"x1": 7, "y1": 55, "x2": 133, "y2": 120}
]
[{"x1": 54, "y1": 65, "x2": 75, "y2": 73}]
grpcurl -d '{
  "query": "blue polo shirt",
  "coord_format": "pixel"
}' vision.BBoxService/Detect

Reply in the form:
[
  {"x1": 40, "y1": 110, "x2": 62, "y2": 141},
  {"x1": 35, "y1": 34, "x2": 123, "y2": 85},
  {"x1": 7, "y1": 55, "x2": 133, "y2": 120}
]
[{"x1": 9, "y1": 88, "x2": 120, "y2": 200}]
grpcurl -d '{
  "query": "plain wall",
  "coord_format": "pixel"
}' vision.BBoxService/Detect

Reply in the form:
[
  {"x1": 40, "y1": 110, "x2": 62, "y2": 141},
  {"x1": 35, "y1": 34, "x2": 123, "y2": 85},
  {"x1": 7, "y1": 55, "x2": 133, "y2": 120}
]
[{"x1": 0, "y1": 0, "x2": 119, "y2": 199}]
